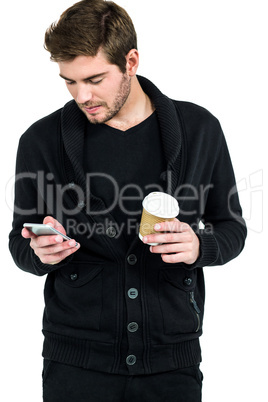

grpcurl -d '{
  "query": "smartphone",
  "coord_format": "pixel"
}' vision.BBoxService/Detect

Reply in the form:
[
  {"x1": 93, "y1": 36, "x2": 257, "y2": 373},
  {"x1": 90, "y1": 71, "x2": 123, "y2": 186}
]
[{"x1": 23, "y1": 223, "x2": 71, "y2": 241}]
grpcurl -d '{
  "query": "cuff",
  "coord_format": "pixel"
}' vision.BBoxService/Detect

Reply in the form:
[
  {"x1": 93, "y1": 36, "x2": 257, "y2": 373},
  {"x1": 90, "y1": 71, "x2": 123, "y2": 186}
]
[
  {"x1": 183, "y1": 230, "x2": 219, "y2": 270},
  {"x1": 32, "y1": 250, "x2": 73, "y2": 274}
]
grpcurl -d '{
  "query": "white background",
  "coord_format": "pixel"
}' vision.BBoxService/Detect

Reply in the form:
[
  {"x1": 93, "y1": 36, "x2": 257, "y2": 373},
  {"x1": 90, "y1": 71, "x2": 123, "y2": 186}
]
[{"x1": 1, "y1": 0, "x2": 267, "y2": 400}]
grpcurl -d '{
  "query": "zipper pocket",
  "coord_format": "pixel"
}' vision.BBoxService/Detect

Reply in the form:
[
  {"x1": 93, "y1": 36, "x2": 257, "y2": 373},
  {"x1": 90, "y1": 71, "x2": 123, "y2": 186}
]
[{"x1": 189, "y1": 291, "x2": 201, "y2": 332}]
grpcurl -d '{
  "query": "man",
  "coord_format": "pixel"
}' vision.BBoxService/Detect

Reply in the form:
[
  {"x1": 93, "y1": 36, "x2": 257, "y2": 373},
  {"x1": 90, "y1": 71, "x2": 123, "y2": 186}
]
[{"x1": 9, "y1": 1, "x2": 247, "y2": 401}]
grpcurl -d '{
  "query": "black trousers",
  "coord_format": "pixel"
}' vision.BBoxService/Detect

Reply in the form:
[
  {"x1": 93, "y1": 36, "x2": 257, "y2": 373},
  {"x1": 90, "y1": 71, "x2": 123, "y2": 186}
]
[{"x1": 43, "y1": 360, "x2": 203, "y2": 402}]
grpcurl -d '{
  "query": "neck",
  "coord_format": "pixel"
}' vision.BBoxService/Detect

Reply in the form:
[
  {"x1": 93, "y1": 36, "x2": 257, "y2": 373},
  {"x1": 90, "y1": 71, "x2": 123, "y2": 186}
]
[{"x1": 105, "y1": 76, "x2": 155, "y2": 131}]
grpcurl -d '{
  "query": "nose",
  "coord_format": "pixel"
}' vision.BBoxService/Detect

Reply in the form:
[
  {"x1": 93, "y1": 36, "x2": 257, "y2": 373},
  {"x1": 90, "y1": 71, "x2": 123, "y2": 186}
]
[{"x1": 76, "y1": 84, "x2": 93, "y2": 104}]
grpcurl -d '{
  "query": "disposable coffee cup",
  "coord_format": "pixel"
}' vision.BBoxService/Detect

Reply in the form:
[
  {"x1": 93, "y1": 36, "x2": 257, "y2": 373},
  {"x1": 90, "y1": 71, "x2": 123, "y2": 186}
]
[{"x1": 139, "y1": 192, "x2": 179, "y2": 246}]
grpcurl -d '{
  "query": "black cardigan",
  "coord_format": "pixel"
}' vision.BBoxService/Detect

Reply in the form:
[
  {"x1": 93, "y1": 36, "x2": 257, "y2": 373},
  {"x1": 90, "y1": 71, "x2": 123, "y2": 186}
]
[{"x1": 9, "y1": 76, "x2": 247, "y2": 375}]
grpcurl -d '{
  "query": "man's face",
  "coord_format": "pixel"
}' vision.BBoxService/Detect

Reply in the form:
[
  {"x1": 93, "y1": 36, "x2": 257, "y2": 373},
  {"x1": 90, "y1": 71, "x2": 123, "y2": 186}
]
[{"x1": 58, "y1": 51, "x2": 131, "y2": 124}]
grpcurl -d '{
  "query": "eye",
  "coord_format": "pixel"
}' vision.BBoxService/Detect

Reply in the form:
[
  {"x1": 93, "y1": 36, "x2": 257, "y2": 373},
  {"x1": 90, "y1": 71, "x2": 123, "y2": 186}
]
[
  {"x1": 65, "y1": 80, "x2": 75, "y2": 86},
  {"x1": 88, "y1": 78, "x2": 103, "y2": 85}
]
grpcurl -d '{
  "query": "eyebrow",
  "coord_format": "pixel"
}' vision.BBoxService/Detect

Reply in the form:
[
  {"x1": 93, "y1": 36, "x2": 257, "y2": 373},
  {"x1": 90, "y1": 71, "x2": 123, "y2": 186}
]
[{"x1": 59, "y1": 72, "x2": 107, "y2": 82}]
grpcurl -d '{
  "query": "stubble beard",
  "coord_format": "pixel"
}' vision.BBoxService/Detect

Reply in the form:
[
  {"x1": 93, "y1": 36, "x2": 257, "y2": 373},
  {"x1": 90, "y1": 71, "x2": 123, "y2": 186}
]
[{"x1": 78, "y1": 73, "x2": 131, "y2": 125}]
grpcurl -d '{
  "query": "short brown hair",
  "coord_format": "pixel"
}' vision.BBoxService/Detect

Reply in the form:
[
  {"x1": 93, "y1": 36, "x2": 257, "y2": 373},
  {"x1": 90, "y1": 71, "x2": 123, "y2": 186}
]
[{"x1": 44, "y1": 0, "x2": 137, "y2": 73}]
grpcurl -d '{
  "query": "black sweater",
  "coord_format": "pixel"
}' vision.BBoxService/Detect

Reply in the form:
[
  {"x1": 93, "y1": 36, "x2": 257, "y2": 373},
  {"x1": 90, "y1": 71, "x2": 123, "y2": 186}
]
[
  {"x1": 83, "y1": 111, "x2": 166, "y2": 245},
  {"x1": 9, "y1": 76, "x2": 247, "y2": 375}
]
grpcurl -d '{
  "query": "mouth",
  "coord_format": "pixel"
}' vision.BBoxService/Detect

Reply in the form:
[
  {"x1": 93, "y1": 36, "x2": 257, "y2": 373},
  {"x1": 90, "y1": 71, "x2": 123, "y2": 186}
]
[{"x1": 84, "y1": 105, "x2": 102, "y2": 114}]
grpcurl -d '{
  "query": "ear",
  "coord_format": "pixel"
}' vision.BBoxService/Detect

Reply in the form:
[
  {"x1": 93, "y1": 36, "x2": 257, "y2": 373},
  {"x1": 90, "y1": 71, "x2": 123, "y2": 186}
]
[{"x1": 125, "y1": 49, "x2": 139, "y2": 76}]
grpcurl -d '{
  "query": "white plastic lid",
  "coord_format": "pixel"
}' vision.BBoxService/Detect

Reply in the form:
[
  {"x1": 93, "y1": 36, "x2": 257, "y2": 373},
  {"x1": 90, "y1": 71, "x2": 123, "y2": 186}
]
[{"x1": 142, "y1": 192, "x2": 179, "y2": 218}]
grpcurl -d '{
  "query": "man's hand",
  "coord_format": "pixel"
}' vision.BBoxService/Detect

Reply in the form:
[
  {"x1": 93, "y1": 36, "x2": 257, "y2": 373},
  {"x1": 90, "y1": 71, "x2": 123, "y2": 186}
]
[
  {"x1": 142, "y1": 218, "x2": 200, "y2": 264},
  {"x1": 21, "y1": 216, "x2": 80, "y2": 265}
]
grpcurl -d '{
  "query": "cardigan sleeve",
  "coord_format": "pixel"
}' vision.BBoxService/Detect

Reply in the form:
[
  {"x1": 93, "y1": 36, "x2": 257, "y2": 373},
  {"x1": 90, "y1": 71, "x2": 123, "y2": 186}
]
[
  {"x1": 173, "y1": 100, "x2": 247, "y2": 269},
  {"x1": 9, "y1": 135, "x2": 72, "y2": 276},
  {"x1": 191, "y1": 132, "x2": 247, "y2": 268}
]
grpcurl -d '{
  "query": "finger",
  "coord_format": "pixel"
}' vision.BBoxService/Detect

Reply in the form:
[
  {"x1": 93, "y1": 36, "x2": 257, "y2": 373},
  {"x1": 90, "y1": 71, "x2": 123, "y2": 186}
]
[
  {"x1": 30, "y1": 234, "x2": 64, "y2": 249},
  {"x1": 33, "y1": 238, "x2": 78, "y2": 256},
  {"x1": 39, "y1": 243, "x2": 80, "y2": 265},
  {"x1": 21, "y1": 227, "x2": 37, "y2": 239},
  {"x1": 154, "y1": 219, "x2": 190, "y2": 233},
  {"x1": 150, "y1": 242, "x2": 191, "y2": 254},
  {"x1": 161, "y1": 252, "x2": 190, "y2": 264},
  {"x1": 143, "y1": 231, "x2": 191, "y2": 245}
]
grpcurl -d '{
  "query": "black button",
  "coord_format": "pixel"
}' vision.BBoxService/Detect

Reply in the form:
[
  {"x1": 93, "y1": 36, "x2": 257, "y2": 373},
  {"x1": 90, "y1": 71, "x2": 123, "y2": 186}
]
[
  {"x1": 127, "y1": 288, "x2": 138, "y2": 299},
  {"x1": 126, "y1": 355, "x2": 136, "y2": 366},
  {"x1": 127, "y1": 322, "x2": 139, "y2": 332},
  {"x1": 70, "y1": 273, "x2": 78, "y2": 281},
  {"x1": 106, "y1": 226, "x2": 117, "y2": 238},
  {"x1": 184, "y1": 277, "x2": 193, "y2": 286},
  {"x1": 127, "y1": 254, "x2": 137, "y2": 265}
]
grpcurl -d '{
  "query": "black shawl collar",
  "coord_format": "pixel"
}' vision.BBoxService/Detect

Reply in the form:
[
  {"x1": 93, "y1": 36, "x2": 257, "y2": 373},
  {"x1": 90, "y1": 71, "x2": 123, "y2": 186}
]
[{"x1": 61, "y1": 75, "x2": 186, "y2": 210}]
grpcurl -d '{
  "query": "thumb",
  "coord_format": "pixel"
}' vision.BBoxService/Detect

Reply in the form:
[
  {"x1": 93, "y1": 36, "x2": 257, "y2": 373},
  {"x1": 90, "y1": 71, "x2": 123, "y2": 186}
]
[
  {"x1": 43, "y1": 216, "x2": 56, "y2": 227},
  {"x1": 43, "y1": 216, "x2": 67, "y2": 235}
]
